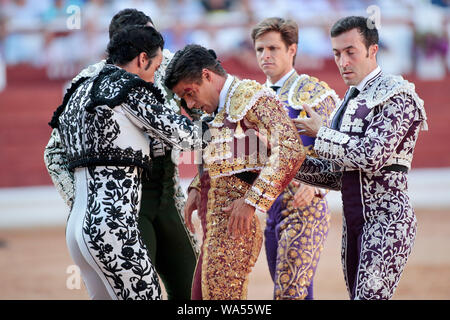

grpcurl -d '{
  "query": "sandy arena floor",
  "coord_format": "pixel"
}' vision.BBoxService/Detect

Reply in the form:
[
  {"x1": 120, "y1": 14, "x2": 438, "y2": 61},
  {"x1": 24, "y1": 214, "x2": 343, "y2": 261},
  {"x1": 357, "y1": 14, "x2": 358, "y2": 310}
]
[{"x1": 0, "y1": 208, "x2": 449, "y2": 300}]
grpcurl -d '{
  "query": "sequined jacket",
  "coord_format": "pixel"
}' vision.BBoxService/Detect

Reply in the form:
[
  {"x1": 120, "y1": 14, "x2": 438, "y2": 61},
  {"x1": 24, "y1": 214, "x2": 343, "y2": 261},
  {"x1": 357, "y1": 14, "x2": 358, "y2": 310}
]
[
  {"x1": 275, "y1": 71, "x2": 338, "y2": 197},
  {"x1": 51, "y1": 64, "x2": 202, "y2": 200},
  {"x1": 295, "y1": 72, "x2": 428, "y2": 190},
  {"x1": 190, "y1": 77, "x2": 305, "y2": 212},
  {"x1": 44, "y1": 50, "x2": 188, "y2": 206},
  {"x1": 277, "y1": 72, "x2": 338, "y2": 154}
]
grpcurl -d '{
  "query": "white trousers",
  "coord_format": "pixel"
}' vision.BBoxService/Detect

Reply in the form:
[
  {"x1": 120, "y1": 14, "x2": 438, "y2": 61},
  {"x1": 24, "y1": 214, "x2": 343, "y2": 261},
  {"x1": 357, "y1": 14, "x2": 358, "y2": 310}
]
[{"x1": 66, "y1": 166, "x2": 161, "y2": 300}]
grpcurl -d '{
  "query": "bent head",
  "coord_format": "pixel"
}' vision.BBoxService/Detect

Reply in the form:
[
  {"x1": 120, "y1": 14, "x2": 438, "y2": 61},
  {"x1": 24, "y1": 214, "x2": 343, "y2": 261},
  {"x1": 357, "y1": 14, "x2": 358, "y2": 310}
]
[
  {"x1": 164, "y1": 44, "x2": 227, "y2": 114},
  {"x1": 107, "y1": 25, "x2": 164, "y2": 83},
  {"x1": 330, "y1": 16, "x2": 379, "y2": 86}
]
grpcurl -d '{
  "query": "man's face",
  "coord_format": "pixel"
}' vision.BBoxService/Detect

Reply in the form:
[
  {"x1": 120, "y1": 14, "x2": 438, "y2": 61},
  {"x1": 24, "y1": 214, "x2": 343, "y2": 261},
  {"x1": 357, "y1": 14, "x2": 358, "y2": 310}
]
[
  {"x1": 138, "y1": 47, "x2": 163, "y2": 83},
  {"x1": 172, "y1": 70, "x2": 219, "y2": 114},
  {"x1": 331, "y1": 28, "x2": 378, "y2": 86},
  {"x1": 254, "y1": 31, "x2": 296, "y2": 83}
]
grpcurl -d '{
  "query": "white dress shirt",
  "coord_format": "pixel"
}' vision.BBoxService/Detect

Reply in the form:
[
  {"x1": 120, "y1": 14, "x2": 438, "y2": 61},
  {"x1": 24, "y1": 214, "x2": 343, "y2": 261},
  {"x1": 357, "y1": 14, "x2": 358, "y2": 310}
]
[
  {"x1": 352, "y1": 65, "x2": 382, "y2": 93},
  {"x1": 265, "y1": 68, "x2": 296, "y2": 94},
  {"x1": 217, "y1": 74, "x2": 235, "y2": 114}
]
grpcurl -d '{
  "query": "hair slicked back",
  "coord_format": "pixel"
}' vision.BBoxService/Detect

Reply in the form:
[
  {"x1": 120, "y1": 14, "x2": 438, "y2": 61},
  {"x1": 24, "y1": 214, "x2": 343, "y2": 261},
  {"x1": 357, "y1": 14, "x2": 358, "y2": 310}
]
[
  {"x1": 251, "y1": 17, "x2": 299, "y2": 66},
  {"x1": 109, "y1": 8, "x2": 154, "y2": 39},
  {"x1": 164, "y1": 44, "x2": 226, "y2": 90},
  {"x1": 251, "y1": 17, "x2": 298, "y2": 47},
  {"x1": 330, "y1": 16, "x2": 379, "y2": 50},
  {"x1": 107, "y1": 25, "x2": 164, "y2": 66}
]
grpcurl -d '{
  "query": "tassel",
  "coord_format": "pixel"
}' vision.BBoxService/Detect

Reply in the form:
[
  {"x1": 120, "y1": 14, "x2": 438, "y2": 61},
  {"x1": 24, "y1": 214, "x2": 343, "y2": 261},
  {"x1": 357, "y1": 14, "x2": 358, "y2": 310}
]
[
  {"x1": 298, "y1": 110, "x2": 307, "y2": 119},
  {"x1": 234, "y1": 121, "x2": 246, "y2": 139}
]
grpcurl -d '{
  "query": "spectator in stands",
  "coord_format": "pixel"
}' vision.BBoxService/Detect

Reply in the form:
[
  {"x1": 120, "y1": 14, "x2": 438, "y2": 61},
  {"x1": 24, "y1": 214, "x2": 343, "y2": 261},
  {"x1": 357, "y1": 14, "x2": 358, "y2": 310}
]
[
  {"x1": 42, "y1": 0, "x2": 85, "y2": 78},
  {"x1": 2, "y1": 0, "x2": 48, "y2": 66},
  {"x1": 0, "y1": 13, "x2": 6, "y2": 91},
  {"x1": 200, "y1": 0, "x2": 235, "y2": 12}
]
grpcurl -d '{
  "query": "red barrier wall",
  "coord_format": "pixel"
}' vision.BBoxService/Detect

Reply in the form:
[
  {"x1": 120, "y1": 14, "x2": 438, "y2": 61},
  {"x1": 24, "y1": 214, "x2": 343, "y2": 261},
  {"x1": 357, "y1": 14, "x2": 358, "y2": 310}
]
[{"x1": 0, "y1": 61, "x2": 448, "y2": 188}]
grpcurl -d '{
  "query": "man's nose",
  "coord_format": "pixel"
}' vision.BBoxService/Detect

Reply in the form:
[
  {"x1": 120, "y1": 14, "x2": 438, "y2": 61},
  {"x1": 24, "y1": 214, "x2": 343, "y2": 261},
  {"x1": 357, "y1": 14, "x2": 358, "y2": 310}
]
[
  {"x1": 185, "y1": 98, "x2": 196, "y2": 110},
  {"x1": 339, "y1": 54, "x2": 350, "y2": 69},
  {"x1": 261, "y1": 48, "x2": 271, "y2": 61}
]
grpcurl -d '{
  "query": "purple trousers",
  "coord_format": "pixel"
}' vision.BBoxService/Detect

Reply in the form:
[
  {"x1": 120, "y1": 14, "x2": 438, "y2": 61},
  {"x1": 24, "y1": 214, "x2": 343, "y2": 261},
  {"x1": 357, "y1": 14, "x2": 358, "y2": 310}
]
[
  {"x1": 265, "y1": 185, "x2": 330, "y2": 300},
  {"x1": 340, "y1": 171, "x2": 417, "y2": 299}
]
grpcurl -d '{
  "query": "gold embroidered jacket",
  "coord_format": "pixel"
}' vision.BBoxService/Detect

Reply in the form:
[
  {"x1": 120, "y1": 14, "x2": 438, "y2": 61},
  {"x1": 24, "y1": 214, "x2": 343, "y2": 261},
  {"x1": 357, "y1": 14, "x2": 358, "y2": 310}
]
[
  {"x1": 277, "y1": 71, "x2": 339, "y2": 154},
  {"x1": 190, "y1": 77, "x2": 305, "y2": 212}
]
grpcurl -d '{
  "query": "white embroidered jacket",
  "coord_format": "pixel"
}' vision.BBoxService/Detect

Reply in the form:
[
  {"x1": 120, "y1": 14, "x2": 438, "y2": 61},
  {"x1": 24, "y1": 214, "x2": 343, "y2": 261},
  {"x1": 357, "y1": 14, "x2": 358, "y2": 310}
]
[{"x1": 295, "y1": 72, "x2": 428, "y2": 189}]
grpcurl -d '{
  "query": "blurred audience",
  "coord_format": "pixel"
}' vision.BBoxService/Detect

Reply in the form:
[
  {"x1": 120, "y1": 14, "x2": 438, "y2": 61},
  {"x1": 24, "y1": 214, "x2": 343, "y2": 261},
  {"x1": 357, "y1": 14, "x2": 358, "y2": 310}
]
[
  {"x1": 0, "y1": 12, "x2": 6, "y2": 91},
  {"x1": 0, "y1": 0, "x2": 448, "y2": 80}
]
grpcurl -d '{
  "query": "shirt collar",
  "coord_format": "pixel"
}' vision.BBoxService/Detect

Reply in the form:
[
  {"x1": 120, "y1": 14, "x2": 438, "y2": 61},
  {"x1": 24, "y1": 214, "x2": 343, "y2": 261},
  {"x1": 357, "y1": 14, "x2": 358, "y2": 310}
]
[
  {"x1": 218, "y1": 74, "x2": 234, "y2": 114},
  {"x1": 353, "y1": 65, "x2": 381, "y2": 92},
  {"x1": 265, "y1": 68, "x2": 296, "y2": 89}
]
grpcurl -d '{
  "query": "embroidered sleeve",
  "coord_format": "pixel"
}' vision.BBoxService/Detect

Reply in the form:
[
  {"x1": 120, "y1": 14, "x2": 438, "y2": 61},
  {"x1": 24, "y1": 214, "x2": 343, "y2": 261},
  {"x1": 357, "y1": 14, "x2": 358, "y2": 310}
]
[
  {"x1": 72, "y1": 60, "x2": 105, "y2": 84},
  {"x1": 314, "y1": 187, "x2": 328, "y2": 198},
  {"x1": 187, "y1": 174, "x2": 201, "y2": 193},
  {"x1": 314, "y1": 95, "x2": 337, "y2": 127},
  {"x1": 315, "y1": 92, "x2": 421, "y2": 172},
  {"x1": 43, "y1": 128, "x2": 74, "y2": 207},
  {"x1": 308, "y1": 94, "x2": 337, "y2": 194},
  {"x1": 123, "y1": 87, "x2": 204, "y2": 151},
  {"x1": 293, "y1": 93, "x2": 338, "y2": 190},
  {"x1": 243, "y1": 97, "x2": 305, "y2": 212},
  {"x1": 151, "y1": 50, "x2": 182, "y2": 157},
  {"x1": 150, "y1": 50, "x2": 182, "y2": 157},
  {"x1": 293, "y1": 156, "x2": 342, "y2": 190}
]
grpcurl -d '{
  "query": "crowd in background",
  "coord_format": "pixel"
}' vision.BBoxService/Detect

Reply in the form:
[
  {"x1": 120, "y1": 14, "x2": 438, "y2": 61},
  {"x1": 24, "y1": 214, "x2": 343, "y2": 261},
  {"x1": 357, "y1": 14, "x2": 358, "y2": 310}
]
[{"x1": 0, "y1": 0, "x2": 449, "y2": 86}]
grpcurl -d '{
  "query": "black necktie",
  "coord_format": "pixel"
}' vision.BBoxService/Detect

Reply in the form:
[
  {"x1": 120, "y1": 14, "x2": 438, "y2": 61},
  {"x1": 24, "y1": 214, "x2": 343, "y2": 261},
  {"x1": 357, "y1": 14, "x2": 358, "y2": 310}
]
[
  {"x1": 270, "y1": 85, "x2": 280, "y2": 93},
  {"x1": 331, "y1": 87, "x2": 360, "y2": 130}
]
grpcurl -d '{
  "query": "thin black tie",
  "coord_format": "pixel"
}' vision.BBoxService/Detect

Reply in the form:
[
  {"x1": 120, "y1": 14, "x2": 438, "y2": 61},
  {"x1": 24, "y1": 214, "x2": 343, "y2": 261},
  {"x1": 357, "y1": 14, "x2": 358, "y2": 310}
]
[
  {"x1": 331, "y1": 87, "x2": 360, "y2": 130},
  {"x1": 270, "y1": 85, "x2": 280, "y2": 93}
]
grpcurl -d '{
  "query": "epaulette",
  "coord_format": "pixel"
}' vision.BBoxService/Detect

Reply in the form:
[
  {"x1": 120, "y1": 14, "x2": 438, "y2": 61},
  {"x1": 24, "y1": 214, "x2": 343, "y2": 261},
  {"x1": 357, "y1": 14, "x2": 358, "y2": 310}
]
[
  {"x1": 86, "y1": 65, "x2": 164, "y2": 113},
  {"x1": 284, "y1": 74, "x2": 340, "y2": 110},
  {"x1": 210, "y1": 78, "x2": 277, "y2": 128},
  {"x1": 361, "y1": 74, "x2": 427, "y2": 130}
]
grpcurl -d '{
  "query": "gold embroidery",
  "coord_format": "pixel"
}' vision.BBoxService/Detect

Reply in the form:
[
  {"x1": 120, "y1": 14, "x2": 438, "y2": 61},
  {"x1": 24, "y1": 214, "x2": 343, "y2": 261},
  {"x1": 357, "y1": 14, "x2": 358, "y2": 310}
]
[
  {"x1": 274, "y1": 196, "x2": 331, "y2": 300},
  {"x1": 201, "y1": 175, "x2": 263, "y2": 300},
  {"x1": 234, "y1": 121, "x2": 245, "y2": 139},
  {"x1": 211, "y1": 107, "x2": 227, "y2": 127},
  {"x1": 188, "y1": 174, "x2": 201, "y2": 192},
  {"x1": 243, "y1": 96, "x2": 305, "y2": 212},
  {"x1": 278, "y1": 72, "x2": 337, "y2": 112},
  {"x1": 199, "y1": 77, "x2": 305, "y2": 299},
  {"x1": 227, "y1": 80, "x2": 269, "y2": 122}
]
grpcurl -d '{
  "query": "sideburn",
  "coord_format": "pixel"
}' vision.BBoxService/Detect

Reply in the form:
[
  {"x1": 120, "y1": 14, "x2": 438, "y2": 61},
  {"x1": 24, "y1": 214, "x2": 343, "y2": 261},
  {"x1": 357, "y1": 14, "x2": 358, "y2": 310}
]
[{"x1": 144, "y1": 60, "x2": 152, "y2": 71}]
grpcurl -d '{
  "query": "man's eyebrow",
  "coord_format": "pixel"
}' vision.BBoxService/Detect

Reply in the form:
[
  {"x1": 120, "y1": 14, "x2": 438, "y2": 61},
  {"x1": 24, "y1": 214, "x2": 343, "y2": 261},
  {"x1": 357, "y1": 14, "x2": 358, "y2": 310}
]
[
  {"x1": 179, "y1": 88, "x2": 191, "y2": 99},
  {"x1": 333, "y1": 45, "x2": 355, "y2": 52},
  {"x1": 256, "y1": 44, "x2": 277, "y2": 49}
]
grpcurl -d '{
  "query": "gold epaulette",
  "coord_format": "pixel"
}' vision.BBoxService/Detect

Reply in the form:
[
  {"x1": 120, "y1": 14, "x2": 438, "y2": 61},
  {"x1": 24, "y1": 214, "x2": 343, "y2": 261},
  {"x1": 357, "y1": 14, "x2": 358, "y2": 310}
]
[
  {"x1": 210, "y1": 79, "x2": 277, "y2": 128},
  {"x1": 228, "y1": 79, "x2": 277, "y2": 121},
  {"x1": 285, "y1": 74, "x2": 339, "y2": 111}
]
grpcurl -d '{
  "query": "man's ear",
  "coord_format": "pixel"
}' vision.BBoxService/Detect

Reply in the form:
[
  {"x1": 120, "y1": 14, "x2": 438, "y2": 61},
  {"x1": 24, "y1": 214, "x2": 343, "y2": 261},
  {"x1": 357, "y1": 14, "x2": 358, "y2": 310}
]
[
  {"x1": 202, "y1": 68, "x2": 211, "y2": 82},
  {"x1": 289, "y1": 43, "x2": 298, "y2": 57},
  {"x1": 369, "y1": 44, "x2": 378, "y2": 59},
  {"x1": 137, "y1": 52, "x2": 148, "y2": 68}
]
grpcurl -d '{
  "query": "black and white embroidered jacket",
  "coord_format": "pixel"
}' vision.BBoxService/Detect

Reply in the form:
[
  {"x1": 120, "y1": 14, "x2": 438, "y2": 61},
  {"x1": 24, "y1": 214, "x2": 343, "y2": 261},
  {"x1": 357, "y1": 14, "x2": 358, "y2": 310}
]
[{"x1": 57, "y1": 64, "x2": 202, "y2": 174}]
